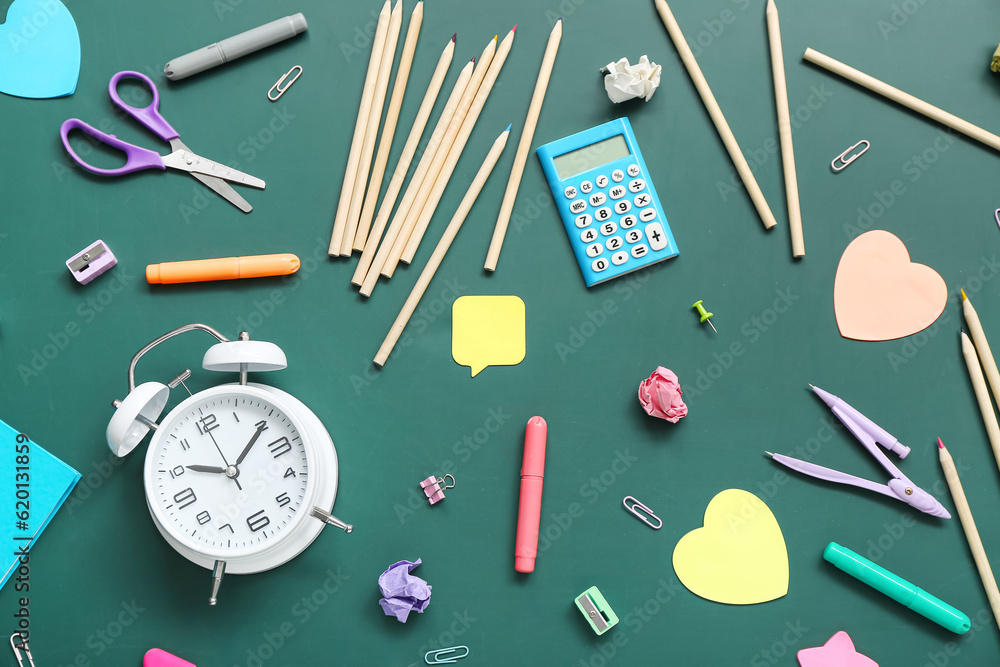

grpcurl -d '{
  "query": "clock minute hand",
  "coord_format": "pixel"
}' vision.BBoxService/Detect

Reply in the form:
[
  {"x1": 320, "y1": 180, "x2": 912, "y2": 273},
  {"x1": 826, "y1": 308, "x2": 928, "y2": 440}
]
[
  {"x1": 187, "y1": 464, "x2": 227, "y2": 474},
  {"x1": 235, "y1": 422, "x2": 268, "y2": 466}
]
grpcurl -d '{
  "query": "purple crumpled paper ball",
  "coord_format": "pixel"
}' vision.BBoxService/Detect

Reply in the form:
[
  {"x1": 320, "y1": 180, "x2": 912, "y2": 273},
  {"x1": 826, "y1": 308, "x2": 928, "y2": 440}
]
[{"x1": 378, "y1": 558, "x2": 432, "y2": 623}]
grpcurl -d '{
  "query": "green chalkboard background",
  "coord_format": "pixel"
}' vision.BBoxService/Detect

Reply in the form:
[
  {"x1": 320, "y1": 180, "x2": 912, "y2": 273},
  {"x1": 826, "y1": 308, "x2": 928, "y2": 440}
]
[{"x1": 2, "y1": 0, "x2": 1000, "y2": 664}]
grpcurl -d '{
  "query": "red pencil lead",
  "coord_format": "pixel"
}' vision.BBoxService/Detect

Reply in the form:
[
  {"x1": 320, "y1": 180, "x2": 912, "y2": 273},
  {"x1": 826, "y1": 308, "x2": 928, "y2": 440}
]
[{"x1": 452, "y1": 33, "x2": 457, "y2": 42}]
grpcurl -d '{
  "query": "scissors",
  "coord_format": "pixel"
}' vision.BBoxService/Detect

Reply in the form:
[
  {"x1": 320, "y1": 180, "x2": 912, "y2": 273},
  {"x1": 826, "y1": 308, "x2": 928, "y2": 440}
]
[
  {"x1": 766, "y1": 384, "x2": 951, "y2": 519},
  {"x1": 59, "y1": 71, "x2": 264, "y2": 212}
]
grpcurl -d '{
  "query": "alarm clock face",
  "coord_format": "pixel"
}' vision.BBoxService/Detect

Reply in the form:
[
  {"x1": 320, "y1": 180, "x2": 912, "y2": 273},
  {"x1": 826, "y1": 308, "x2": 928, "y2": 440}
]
[{"x1": 143, "y1": 385, "x2": 316, "y2": 562}]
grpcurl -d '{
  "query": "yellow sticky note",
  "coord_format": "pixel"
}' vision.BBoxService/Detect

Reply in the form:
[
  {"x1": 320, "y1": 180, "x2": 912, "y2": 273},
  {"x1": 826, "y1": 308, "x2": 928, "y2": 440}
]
[{"x1": 452, "y1": 296, "x2": 525, "y2": 377}]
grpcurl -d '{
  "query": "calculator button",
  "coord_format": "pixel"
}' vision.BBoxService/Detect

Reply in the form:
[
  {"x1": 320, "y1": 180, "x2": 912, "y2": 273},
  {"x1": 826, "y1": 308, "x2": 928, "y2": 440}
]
[
  {"x1": 606, "y1": 236, "x2": 624, "y2": 251},
  {"x1": 634, "y1": 193, "x2": 651, "y2": 208},
  {"x1": 625, "y1": 229, "x2": 643, "y2": 244},
  {"x1": 599, "y1": 221, "x2": 618, "y2": 236},
  {"x1": 631, "y1": 244, "x2": 649, "y2": 258},
  {"x1": 592, "y1": 257, "x2": 610, "y2": 273},
  {"x1": 589, "y1": 192, "x2": 607, "y2": 206},
  {"x1": 574, "y1": 213, "x2": 592, "y2": 228},
  {"x1": 611, "y1": 251, "x2": 629, "y2": 266},
  {"x1": 580, "y1": 228, "x2": 598, "y2": 243},
  {"x1": 639, "y1": 208, "x2": 657, "y2": 223},
  {"x1": 614, "y1": 200, "x2": 631, "y2": 215},
  {"x1": 564, "y1": 185, "x2": 578, "y2": 199},
  {"x1": 628, "y1": 178, "x2": 646, "y2": 193},
  {"x1": 608, "y1": 185, "x2": 627, "y2": 200},
  {"x1": 570, "y1": 199, "x2": 588, "y2": 214},
  {"x1": 595, "y1": 174, "x2": 609, "y2": 188},
  {"x1": 580, "y1": 180, "x2": 593, "y2": 194},
  {"x1": 612, "y1": 169, "x2": 625, "y2": 182},
  {"x1": 627, "y1": 164, "x2": 641, "y2": 177},
  {"x1": 594, "y1": 206, "x2": 612, "y2": 221},
  {"x1": 586, "y1": 242, "x2": 603, "y2": 257},
  {"x1": 620, "y1": 214, "x2": 638, "y2": 229},
  {"x1": 645, "y1": 222, "x2": 668, "y2": 251}
]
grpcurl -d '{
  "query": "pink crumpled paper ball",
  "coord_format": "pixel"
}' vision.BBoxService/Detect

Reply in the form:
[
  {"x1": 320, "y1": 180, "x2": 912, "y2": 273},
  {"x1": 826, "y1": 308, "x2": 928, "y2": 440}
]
[{"x1": 638, "y1": 367, "x2": 688, "y2": 423}]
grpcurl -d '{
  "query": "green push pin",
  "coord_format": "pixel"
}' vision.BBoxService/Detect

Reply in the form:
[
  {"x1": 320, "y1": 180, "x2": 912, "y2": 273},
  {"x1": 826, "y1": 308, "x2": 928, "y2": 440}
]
[{"x1": 692, "y1": 300, "x2": 717, "y2": 334}]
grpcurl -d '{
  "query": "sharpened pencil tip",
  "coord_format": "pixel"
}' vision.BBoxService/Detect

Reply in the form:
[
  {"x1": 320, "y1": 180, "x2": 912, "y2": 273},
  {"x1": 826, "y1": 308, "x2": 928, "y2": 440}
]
[
  {"x1": 470, "y1": 57, "x2": 475, "y2": 63},
  {"x1": 961, "y1": 288, "x2": 968, "y2": 301},
  {"x1": 512, "y1": 24, "x2": 518, "y2": 33},
  {"x1": 938, "y1": 438, "x2": 944, "y2": 449},
  {"x1": 505, "y1": 123, "x2": 512, "y2": 132},
  {"x1": 452, "y1": 33, "x2": 457, "y2": 42}
]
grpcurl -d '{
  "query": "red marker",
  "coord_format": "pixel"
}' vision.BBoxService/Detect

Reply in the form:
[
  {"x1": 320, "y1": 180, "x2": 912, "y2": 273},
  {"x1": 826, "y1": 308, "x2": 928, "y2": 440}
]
[{"x1": 515, "y1": 416, "x2": 547, "y2": 573}]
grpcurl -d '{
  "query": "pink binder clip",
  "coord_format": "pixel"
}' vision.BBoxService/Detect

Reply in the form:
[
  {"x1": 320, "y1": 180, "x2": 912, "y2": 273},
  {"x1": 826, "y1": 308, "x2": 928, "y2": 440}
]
[{"x1": 420, "y1": 474, "x2": 456, "y2": 505}]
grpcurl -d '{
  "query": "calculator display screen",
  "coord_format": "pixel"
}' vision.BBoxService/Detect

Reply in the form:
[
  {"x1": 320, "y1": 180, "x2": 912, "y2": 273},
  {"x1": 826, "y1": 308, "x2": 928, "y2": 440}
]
[{"x1": 552, "y1": 135, "x2": 630, "y2": 180}]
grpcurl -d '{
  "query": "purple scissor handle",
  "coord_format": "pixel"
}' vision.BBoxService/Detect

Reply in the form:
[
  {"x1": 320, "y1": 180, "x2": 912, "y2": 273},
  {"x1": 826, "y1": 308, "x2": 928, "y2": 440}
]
[
  {"x1": 59, "y1": 118, "x2": 166, "y2": 175},
  {"x1": 108, "y1": 70, "x2": 179, "y2": 142}
]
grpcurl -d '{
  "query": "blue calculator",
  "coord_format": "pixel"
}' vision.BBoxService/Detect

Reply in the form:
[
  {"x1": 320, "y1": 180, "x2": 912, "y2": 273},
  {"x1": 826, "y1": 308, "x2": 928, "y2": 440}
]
[{"x1": 536, "y1": 117, "x2": 678, "y2": 287}]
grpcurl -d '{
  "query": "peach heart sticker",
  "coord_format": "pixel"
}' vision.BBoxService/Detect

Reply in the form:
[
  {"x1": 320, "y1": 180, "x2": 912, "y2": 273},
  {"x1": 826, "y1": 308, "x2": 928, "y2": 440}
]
[
  {"x1": 672, "y1": 489, "x2": 788, "y2": 605},
  {"x1": 834, "y1": 230, "x2": 947, "y2": 341}
]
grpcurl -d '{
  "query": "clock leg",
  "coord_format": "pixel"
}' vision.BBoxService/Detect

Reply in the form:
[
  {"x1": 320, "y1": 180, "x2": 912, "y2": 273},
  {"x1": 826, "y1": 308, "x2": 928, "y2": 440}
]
[
  {"x1": 208, "y1": 560, "x2": 226, "y2": 605},
  {"x1": 311, "y1": 507, "x2": 354, "y2": 533}
]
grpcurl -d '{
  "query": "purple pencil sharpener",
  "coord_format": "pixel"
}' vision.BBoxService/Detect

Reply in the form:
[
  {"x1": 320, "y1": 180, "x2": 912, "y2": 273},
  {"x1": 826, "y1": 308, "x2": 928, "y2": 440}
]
[{"x1": 66, "y1": 240, "x2": 117, "y2": 284}]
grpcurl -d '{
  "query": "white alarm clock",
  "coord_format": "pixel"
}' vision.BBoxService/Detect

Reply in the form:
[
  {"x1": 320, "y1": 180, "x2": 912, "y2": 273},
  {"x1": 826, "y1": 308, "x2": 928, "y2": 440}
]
[{"x1": 106, "y1": 323, "x2": 351, "y2": 605}]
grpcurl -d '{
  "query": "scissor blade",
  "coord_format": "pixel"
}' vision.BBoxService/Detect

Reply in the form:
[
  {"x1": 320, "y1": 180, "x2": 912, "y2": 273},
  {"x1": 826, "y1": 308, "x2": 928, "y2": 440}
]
[
  {"x1": 162, "y1": 150, "x2": 266, "y2": 189},
  {"x1": 170, "y1": 139, "x2": 252, "y2": 212}
]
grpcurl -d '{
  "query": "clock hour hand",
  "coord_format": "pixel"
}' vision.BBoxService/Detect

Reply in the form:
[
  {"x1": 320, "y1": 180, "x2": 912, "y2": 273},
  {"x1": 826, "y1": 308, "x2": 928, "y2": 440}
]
[
  {"x1": 235, "y1": 421, "x2": 269, "y2": 466},
  {"x1": 186, "y1": 464, "x2": 227, "y2": 474}
]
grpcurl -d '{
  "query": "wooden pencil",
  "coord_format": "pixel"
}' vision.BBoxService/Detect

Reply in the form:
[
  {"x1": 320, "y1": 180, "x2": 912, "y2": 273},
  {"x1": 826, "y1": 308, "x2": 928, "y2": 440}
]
[
  {"x1": 960, "y1": 331, "x2": 1000, "y2": 473},
  {"x1": 766, "y1": 0, "x2": 803, "y2": 258},
  {"x1": 353, "y1": 1, "x2": 425, "y2": 252},
  {"x1": 485, "y1": 19, "x2": 561, "y2": 272},
  {"x1": 938, "y1": 438, "x2": 1000, "y2": 632},
  {"x1": 352, "y1": 34, "x2": 456, "y2": 286},
  {"x1": 341, "y1": 0, "x2": 404, "y2": 256},
  {"x1": 654, "y1": 0, "x2": 778, "y2": 231},
  {"x1": 963, "y1": 290, "x2": 1000, "y2": 408},
  {"x1": 394, "y1": 25, "x2": 517, "y2": 269},
  {"x1": 329, "y1": 0, "x2": 391, "y2": 255},
  {"x1": 359, "y1": 56, "x2": 477, "y2": 296},
  {"x1": 375, "y1": 125, "x2": 510, "y2": 366}
]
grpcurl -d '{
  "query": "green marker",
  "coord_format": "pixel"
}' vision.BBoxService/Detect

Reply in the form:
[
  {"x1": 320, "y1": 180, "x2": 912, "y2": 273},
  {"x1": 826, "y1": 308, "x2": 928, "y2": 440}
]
[{"x1": 824, "y1": 542, "x2": 971, "y2": 634}]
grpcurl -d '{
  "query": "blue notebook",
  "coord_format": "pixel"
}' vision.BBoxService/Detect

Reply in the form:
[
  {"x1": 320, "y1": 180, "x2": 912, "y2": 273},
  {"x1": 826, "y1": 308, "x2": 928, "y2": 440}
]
[{"x1": 0, "y1": 417, "x2": 80, "y2": 588}]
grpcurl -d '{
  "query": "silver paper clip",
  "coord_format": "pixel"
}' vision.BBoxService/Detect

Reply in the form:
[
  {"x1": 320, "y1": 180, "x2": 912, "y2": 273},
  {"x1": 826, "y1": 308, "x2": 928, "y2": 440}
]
[
  {"x1": 623, "y1": 496, "x2": 662, "y2": 530},
  {"x1": 831, "y1": 140, "x2": 870, "y2": 172},
  {"x1": 994, "y1": 208, "x2": 1000, "y2": 231},
  {"x1": 268, "y1": 65, "x2": 303, "y2": 101},
  {"x1": 10, "y1": 634, "x2": 34, "y2": 667},
  {"x1": 425, "y1": 645, "x2": 469, "y2": 664}
]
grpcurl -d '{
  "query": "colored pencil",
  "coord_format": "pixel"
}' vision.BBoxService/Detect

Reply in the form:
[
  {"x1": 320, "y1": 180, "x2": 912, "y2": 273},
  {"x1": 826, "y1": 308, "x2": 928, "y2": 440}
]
[{"x1": 960, "y1": 331, "x2": 1000, "y2": 473}]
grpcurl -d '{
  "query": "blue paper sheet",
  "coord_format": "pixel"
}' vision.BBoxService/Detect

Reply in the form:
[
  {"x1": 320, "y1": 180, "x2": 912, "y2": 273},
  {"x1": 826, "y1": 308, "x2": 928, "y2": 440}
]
[
  {"x1": 0, "y1": 0, "x2": 82, "y2": 99},
  {"x1": 0, "y1": 416, "x2": 80, "y2": 589}
]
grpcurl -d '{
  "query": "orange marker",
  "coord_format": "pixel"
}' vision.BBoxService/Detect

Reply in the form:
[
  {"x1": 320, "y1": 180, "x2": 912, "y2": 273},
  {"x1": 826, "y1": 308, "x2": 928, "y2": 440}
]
[{"x1": 146, "y1": 253, "x2": 300, "y2": 284}]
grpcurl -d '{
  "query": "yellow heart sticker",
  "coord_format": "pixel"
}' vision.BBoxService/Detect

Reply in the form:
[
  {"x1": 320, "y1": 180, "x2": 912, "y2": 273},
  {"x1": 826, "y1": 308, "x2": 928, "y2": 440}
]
[{"x1": 672, "y1": 489, "x2": 789, "y2": 604}]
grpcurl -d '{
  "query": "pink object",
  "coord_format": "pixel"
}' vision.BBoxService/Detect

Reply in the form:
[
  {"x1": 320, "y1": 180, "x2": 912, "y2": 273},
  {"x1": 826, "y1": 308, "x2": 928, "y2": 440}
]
[
  {"x1": 144, "y1": 649, "x2": 197, "y2": 667},
  {"x1": 515, "y1": 416, "x2": 547, "y2": 573},
  {"x1": 419, "y1": 474, "x2": 454, "y2": 505},
  {"x1": 638, "y1": 367, "x2": 688, "y2": 422},
  {"x1": 797, "y1": 631, "x2": 878, "y2": 667}
]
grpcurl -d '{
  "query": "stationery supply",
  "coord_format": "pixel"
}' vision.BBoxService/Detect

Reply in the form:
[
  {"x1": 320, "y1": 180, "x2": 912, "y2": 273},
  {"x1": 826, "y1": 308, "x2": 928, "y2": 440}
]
[
  {"x1": 485, "y1": 19, "x2": 562, "y2": 272},
  {"x1": 515, "y1": 416, "x2": 547, "y2": 573},
  {"x1": 692, "y1": 300, "x2": 716, "y2": 333},
  {"x1": 0, "y1": 418, "x2": 81, "y2": 590},
  {"x1": 833, "y1": 230, "x2": 946, "y2": 341},
  {"x1": 378, "y1": 559, "x2": 432, "y2": 622},
  {"x1": 451, "y1": 295, "x2": 526, "y2": 377},
  {"x1": 623, "y1": 496, "x2": 662, "y2": 530},
  {"x1": 768, "y1": 385, "x2": 951, "y2": 517},
  {"x1": 653, "y1": 0, "x2": 778, "y2": 231},
  {"x1": 330, "y1": 1, "x2": 393, "y2": 255},
  {"x1": 374, "y1": 126, "x2": 510, "y2": 365},
  {"x1": 66, "y1": 240, "x2": 117, "y2": 285},
  {"x1": 938, "y1": 439, "x2": 1000, "y2": 631},
  {"x1": 536, "y1": 117, "x2": 678, "y2": 287},
  {"x1": 637, "y1": 367, "x2": 687, "y2": 423},
  {"x1": 267, "y1": 65, "x2": 303, "y2": 101},
  {"x1": 961, "y1": 290, "x2": 1000, "y2": 416},
  {"x1": 420, "y1": 474, "x2": 455, "y2": 505},
  {"x1": 797, "y1": 631, "x2": 878, "y2": 667},
  {"x1": 574, "y1": 586, "x2": 619, "y2": 635},
  {"x1": 600, "y1": 56, "x2": 661, "y2": 103},
  {"x1": 354, "y1": 1, "x2": 425, "y2": 251},
  {"x1": 804, "y1": 49, "x2": 1000, "y2": 154},
  {"x1": 164, "y1": 13, "x2": 308, "y2": 81},
  {"x1": 0, "y1": 0, "x2": 80, "y2": 99},
  {"x1": 144, "y1": 649, "x2": 197, "y2": 667},
  {"x1": 425, "y1": 646, "x2": 469, "y2": 664},
  {"x1": 60, "y1": 71, "x2": 265, "y2": 213},
  {"x1": 960, "y1": 330, "x2": 1000, "y2": 470},
  {"x1": 10, "y1": 634, "x2": 33, "y2": 667},
  {"x1": 765, "y1": 0, "x2": 804, "y2": 258},
  {"x1": 831, "y1": 140, "x2": 870, "y2": 172},
  {"x1": 824, "y1": 542, "x2": 971, "y2": 634},
  {"x1": 672, "y1": 489, "x2": 788, "y2": 605},
  {"x1": 145, "y1": 253, "x2": 300, "y2": 284}
]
